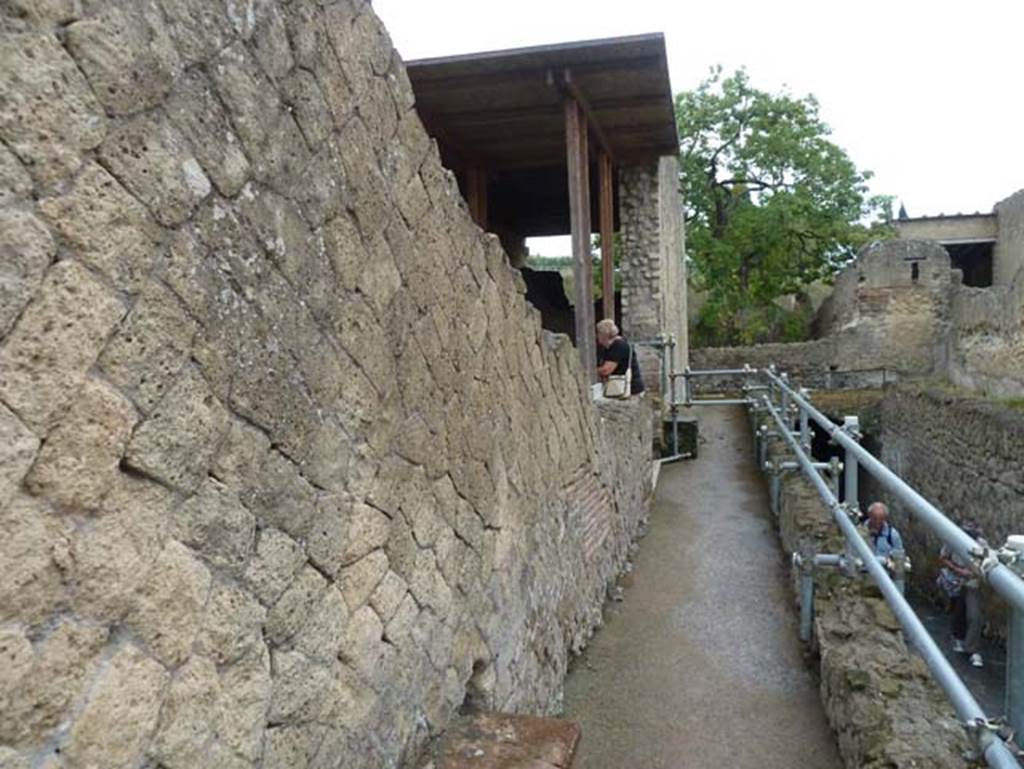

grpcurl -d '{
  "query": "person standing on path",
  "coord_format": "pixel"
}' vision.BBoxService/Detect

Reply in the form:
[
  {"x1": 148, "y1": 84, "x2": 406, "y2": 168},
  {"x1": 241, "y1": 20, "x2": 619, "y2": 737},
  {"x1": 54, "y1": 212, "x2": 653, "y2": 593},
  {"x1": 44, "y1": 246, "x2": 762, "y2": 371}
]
[{"x1": 938, "y1": 522, "x2": 986, "y2": 667}]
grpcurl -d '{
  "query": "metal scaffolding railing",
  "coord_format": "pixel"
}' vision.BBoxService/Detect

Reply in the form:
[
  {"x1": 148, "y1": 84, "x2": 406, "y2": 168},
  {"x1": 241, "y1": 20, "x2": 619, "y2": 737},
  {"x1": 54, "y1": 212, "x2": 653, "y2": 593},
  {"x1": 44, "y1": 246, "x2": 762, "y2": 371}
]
[{"x1": 678, "y1": 364, "x2": 1024, "y2": 768}]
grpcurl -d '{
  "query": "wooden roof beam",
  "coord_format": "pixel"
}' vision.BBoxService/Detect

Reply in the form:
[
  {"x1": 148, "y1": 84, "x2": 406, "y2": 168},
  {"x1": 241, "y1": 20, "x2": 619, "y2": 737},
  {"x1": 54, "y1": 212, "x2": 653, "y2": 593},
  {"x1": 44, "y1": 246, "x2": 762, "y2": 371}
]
[{"x1": 548, "y1": 68, "x2": 615, "y2": 164}]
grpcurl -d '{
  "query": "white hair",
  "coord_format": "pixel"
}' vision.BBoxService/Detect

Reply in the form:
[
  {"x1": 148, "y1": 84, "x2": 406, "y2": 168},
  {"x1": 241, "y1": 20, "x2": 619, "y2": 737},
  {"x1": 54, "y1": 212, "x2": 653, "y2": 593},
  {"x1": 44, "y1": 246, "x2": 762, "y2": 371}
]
[{"x1": 596, "y1": 318, "x2": 618, "y2": 337}]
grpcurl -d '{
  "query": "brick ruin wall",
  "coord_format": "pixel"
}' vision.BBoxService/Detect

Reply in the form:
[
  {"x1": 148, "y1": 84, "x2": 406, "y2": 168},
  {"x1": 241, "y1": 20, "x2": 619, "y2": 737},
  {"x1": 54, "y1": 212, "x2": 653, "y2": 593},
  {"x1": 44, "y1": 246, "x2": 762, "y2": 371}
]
[
  {"x1": 0, "y1": 3, "x2": 654, "y2": 768},
  {"x1": 763, "y1": 428, "x2": 971, "y2": 767}
]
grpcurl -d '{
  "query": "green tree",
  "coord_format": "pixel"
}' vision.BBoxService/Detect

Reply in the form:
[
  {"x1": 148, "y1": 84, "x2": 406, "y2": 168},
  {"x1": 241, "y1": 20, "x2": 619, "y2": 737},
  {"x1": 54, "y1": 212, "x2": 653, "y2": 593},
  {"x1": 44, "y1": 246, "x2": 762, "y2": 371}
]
[{"x1": 676, "y1": 67, "x2": 893, "y2": 344}]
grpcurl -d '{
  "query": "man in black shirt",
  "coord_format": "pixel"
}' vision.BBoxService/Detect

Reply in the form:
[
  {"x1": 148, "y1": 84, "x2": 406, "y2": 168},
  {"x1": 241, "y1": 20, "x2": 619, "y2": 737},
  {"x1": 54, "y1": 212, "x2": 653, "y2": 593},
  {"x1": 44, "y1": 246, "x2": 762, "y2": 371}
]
[{"x1": 596, "y1": 318, "x2": 645, "y2": 395}]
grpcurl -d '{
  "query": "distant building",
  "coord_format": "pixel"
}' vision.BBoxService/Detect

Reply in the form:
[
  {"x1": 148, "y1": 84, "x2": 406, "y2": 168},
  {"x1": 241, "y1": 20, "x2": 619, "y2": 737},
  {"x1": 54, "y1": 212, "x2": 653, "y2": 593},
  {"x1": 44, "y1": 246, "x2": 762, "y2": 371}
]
[{"x1": 893, "y1": 190, "x2": 1024, "y2": 288}]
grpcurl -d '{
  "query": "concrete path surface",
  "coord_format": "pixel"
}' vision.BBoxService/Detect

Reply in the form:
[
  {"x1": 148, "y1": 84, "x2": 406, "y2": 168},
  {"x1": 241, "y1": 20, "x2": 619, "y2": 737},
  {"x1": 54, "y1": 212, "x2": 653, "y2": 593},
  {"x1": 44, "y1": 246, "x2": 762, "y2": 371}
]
[{"x1": 562, "y1": 406, "x2": 842, "y2": 769}]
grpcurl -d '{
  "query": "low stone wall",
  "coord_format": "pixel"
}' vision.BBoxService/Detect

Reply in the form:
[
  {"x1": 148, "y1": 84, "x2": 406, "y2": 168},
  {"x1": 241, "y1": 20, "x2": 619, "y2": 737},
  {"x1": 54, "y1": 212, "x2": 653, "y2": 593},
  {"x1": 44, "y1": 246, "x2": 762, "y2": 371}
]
[
  {"x1": 764, "y1": 424, "x2": 970, "y2": 767},
  {"x1": 0, "y1": 3, "x2": 654, "y2": 767}
]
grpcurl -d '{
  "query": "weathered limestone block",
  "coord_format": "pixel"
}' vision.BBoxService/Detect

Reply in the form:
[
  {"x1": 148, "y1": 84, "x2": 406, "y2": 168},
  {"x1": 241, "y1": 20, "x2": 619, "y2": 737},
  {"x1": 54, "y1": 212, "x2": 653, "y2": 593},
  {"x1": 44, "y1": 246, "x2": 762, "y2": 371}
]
[
  {"x1": 67, "y1": 475, "x2": 173, "y2": 623},
  {"x1": 244, "y1": 449, "x2": 319, "y2": 541},
  {"x1": 0, "y1": 494, "x2": 72, "y2": 624},
  {"x1": 24, "y1": 378, "x2": 137, "y2": 512},
  {"x1": 0, "y1": 209, "x2": 53, "y2": 337},
  {"x1": 124, "y1": 366, "x2": 229, "y2": 492},
  {"x1": 264, "y1": 724, "x2": 328, "y2": 769},
  {"x1": 282, "y1": 69, "x2": 334, "y2": 150},
  {"x1": 0, "y1": 259, "x2": 125, "y2": 432},
  {"x1": 248, "y1": 2, "x2": 293, "y2": 81},
  {"x1": 125, "y1": 540, "x2": 212, "y2": 667},
  {"x1": 339, "y1": 604, "x2": 394, "y2": 685},
  {"x1": 149, "y1": 654, "x2": 220, "y2": 769},
  {"x1": 1, "y1": 0, "x2": 81, "y2": 24},
  {"x1": 210, "y1": 43, "x2": 310, "y2": 184},
  {"x1": 242, "y1": 527, "x2": 306, "y2": 606},
  {"x1": 294, "y1": 584, "x2": 350, "y2": 661},
  {"x1": 65, "y1": 2, "x2": 181, "y2": 116},
  {"x1": 0, "y1": 143, "x2": 32, "y2": 206},
  {"x1": 156, "y1": 0, "x2": 234, "y2": 65},
  {"x1": 197, "y1": 582, "x2": 266, "y2": 667},
  {"x1": 0, "y1": 32, "x2": 106, "y2": 185},
  {"x1": 165, "y1": 70, "x2": 251, "y2": 197},
  {"x1": 0, "y1": 619, "x2": 107, "y2": 749},
  {"x1": 174, "y1": 478, "x2": 256, "y2": 574},
  {"x1": 98, "y1": 113, "x2": 211, "y2": 226},
  {"x1": 65, "y1": 644, "x2": 169, "y2": 769},
  {"x1": 0, "y1": 402, "x2": 38, "y2": 510},
  {"x1": 98, "y1": 281, "x2": 197, "y2": 413},
  {"x1": 339, "y1": 549, "x2": 388, "y2": 612},
  {"x1": 265, "y1": 565, "x2": 328, "y2": 646},
  {"x1": 341, "y1": 503, "x2": 391, "y2": 566},
  {"x1": 39, "y1": 161, "x2": 164, "y2": 293},
  {"x1": 216, "y1": 650, "x2": 271, "y2": 761},
  {"x1": 369, "y1": 569, "x2": 407, "y2": 624},
  {"x1": 305, "y1": 494, "x2": 350, "y2": 578}
]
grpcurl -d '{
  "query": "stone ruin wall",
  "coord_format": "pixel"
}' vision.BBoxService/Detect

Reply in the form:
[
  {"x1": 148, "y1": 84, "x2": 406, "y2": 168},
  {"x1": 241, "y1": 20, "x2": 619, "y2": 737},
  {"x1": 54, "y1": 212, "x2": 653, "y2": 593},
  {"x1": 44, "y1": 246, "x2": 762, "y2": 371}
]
[
  {"x1": 619, "y1": 156, "x2": 687, "y2": 401},
  {"x1": 764, "y1": 432, "x2": 970, "y2": 768},
  {"x1": 0, "y1": 3, "x2": 654, "y2": 768}
]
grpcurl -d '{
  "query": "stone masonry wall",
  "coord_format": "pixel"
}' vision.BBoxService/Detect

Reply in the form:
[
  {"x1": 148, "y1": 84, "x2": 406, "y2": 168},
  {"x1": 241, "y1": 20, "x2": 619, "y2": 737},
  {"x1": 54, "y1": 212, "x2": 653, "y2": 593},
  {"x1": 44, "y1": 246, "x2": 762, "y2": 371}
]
[
  {"x1": 994, "y1": 189, "x2": 1024, "y2": 288},
  {"x1": 762, "y1": 426, "x2": 970, "y2": 767},
  {"x1": 619, "y1": 156, "x2": 687, "y2": 403},
  {"x1": 0, "y1": 3, "x2": 653, "y2": 768}
]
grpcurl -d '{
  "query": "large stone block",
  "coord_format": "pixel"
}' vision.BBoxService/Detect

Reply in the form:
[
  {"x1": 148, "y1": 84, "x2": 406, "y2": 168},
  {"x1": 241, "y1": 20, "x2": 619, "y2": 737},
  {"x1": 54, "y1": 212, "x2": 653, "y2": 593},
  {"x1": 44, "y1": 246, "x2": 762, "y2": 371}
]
[
  {"x1": 165, "y1": 70, "x2": 251, "y2": 197},
  {"x1": 174, "y1": 477, "x2": 256, "y2": 574},
  {"x1": 98, "y1": 280, "x2": 197, "y2": 413},
  {"x1": 125, "y1": 540, "x2": 212, "y2": 667},
  {"x1": 98, "y1": 113, "x2": 211, "y2": 226},
  {"x1": 24, "y1": 378, "x2": 137, "y2": 512},
  {"x1": 0, "y1": 619, "x2": 107, "y2": 749},
  {"x1": 0, "y1": 33, "x2": 106, "y2": 185},
  {"x1": 339, "y1": 549, "x2": 388, "y2": 612},
  {"x1": 210, "y1": 43, "x2": 311, "y2": 185},
  {"x1": 65, "y1": 2, "x2": 181, "y2": 116},
  {"x1": 197, "y1": 582, "x2": 266, "y2": 666},
  {"x1": 216, "y1": 648, "x2": 272, "y2": 764},
  {"x1": 242, "y1": 526, "x2": 306, "y2": 606},
  {"x1": 149, "y1": 654, "x2": 220, "y2": 769},
  {"x1": 0, "y1": 209, "x2": 53, "y2": 338},
  {"x1": 0, "y1": 259, "x2": 125, "y2": 433},
  {"x1": 65, "y1": 644, "x2": 169, "y2": 769},
  {"x1": 0, "y1": 143, "x2": 32, "y2": 206},
  {"x1": 156, "y1": 0, "x2": 234, "y2": 65},
  {"x1": 67, "y1": 474, "x2": 172, "y2": 623},
  {"x1": 123, "y1": 366, "x2": 229, "y2": 492},
  {"x1": 265, "y1": 565, "x2": 328, "y2": 646},
  {"x1": 0, "y1": 494, "x2": 72, "y2": 624},
  {"x1": 38, "y1": 161, "x2": 164, "y2": 294},
  {"x1": 0, "y1": 402, "x2": 38, "y2": 510}
]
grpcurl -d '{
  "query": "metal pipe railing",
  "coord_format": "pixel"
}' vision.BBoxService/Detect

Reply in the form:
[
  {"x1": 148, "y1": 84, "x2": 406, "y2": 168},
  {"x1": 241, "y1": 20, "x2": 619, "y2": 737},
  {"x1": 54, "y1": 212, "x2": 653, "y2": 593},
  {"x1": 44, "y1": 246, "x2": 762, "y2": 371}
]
[
  {"x1": 763, "y1": 396, "x2": 1018, "y2": 768},
  {"x1": 764, "y1": 368, "x2": 1024, "y2": 617}
]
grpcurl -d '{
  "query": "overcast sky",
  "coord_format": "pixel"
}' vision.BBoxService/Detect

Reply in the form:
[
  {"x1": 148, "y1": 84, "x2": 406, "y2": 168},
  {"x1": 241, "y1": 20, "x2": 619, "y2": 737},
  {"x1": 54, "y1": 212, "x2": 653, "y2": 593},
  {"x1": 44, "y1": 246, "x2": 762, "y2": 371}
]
[{"x1": 374, "y1": 0, "x2": 1023, "y2": 251}]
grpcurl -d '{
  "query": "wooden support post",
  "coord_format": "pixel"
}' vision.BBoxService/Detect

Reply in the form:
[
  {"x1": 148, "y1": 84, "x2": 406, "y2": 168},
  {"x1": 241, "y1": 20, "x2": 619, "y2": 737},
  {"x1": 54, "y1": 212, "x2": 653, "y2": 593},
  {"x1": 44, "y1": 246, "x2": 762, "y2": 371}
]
[
  {"x1": 565, "y1": 97, "x2": 596, "y2": 382},
  {"x1": 598, "y1": 150, "x2": 615, "y2": 324},
  {"x1": 466, "y1": 165, "x2": 488, "y2": 230}
]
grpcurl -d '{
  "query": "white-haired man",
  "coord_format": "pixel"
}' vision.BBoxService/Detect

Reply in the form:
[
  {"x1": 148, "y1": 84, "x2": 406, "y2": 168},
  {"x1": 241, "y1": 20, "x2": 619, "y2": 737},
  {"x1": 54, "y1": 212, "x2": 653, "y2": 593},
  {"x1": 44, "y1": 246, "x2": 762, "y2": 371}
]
[
  {"x1": 595, "y1": 319, "x2": 644, "y2": 396},
  {"x1": 866, "y1": 501, "x2": 904, "y2": 558}
]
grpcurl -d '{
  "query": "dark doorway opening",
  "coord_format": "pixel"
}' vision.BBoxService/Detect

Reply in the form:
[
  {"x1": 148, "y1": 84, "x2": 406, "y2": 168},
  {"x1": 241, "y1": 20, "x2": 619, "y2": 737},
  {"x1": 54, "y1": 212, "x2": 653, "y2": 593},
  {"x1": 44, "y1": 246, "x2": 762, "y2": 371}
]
[{"x1": 946, "y1": 241, "x2": 994, "y2": 287}]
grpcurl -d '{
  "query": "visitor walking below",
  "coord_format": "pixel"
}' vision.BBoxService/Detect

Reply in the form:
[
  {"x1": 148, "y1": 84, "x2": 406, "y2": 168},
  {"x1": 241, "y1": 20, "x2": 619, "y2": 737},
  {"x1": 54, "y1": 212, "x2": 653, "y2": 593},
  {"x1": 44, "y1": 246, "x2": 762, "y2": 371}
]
[{"x1": 937, "y1": 522, "x2": 986, "y2": 668}]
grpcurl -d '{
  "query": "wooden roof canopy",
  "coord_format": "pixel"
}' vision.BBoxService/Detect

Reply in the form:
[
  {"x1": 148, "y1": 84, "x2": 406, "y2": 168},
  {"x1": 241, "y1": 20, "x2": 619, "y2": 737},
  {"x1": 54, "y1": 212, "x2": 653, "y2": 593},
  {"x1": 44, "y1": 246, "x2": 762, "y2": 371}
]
[{"x1": 406, "y1": 33, "x2": 679, "y2": 237}]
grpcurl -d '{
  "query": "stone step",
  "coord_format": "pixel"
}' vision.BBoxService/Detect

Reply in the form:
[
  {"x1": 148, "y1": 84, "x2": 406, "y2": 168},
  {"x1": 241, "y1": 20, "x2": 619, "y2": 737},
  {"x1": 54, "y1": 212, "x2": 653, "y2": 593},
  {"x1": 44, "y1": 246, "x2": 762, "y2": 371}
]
[{"x1": 435, "y1": 711, "x2": 580, "y2": 769}]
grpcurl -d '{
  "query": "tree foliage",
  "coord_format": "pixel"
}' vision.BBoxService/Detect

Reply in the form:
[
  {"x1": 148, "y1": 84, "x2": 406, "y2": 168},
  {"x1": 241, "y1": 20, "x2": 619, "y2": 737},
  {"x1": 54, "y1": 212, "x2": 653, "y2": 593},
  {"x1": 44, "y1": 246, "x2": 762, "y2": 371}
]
[{"x1": 676, "y1": 67, "x2": 893, "y2": 344}]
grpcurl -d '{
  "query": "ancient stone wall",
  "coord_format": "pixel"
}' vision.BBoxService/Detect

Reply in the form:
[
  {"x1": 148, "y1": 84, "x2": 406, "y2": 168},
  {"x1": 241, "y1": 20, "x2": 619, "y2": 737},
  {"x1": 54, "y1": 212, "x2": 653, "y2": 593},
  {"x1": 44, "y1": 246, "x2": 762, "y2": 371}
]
[
  {"x1": 0, "y1": 3, "x2": 653, "y2": 768},
  {"x1": 765, "y1": 429, "x2": 970, "y2": 768},
  {"x1": 994, "y1": 190, "x2": 1024, "y2": 288},
  {"x1": 619, "y1": 156, "x2": 687, "y2": 401}
]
